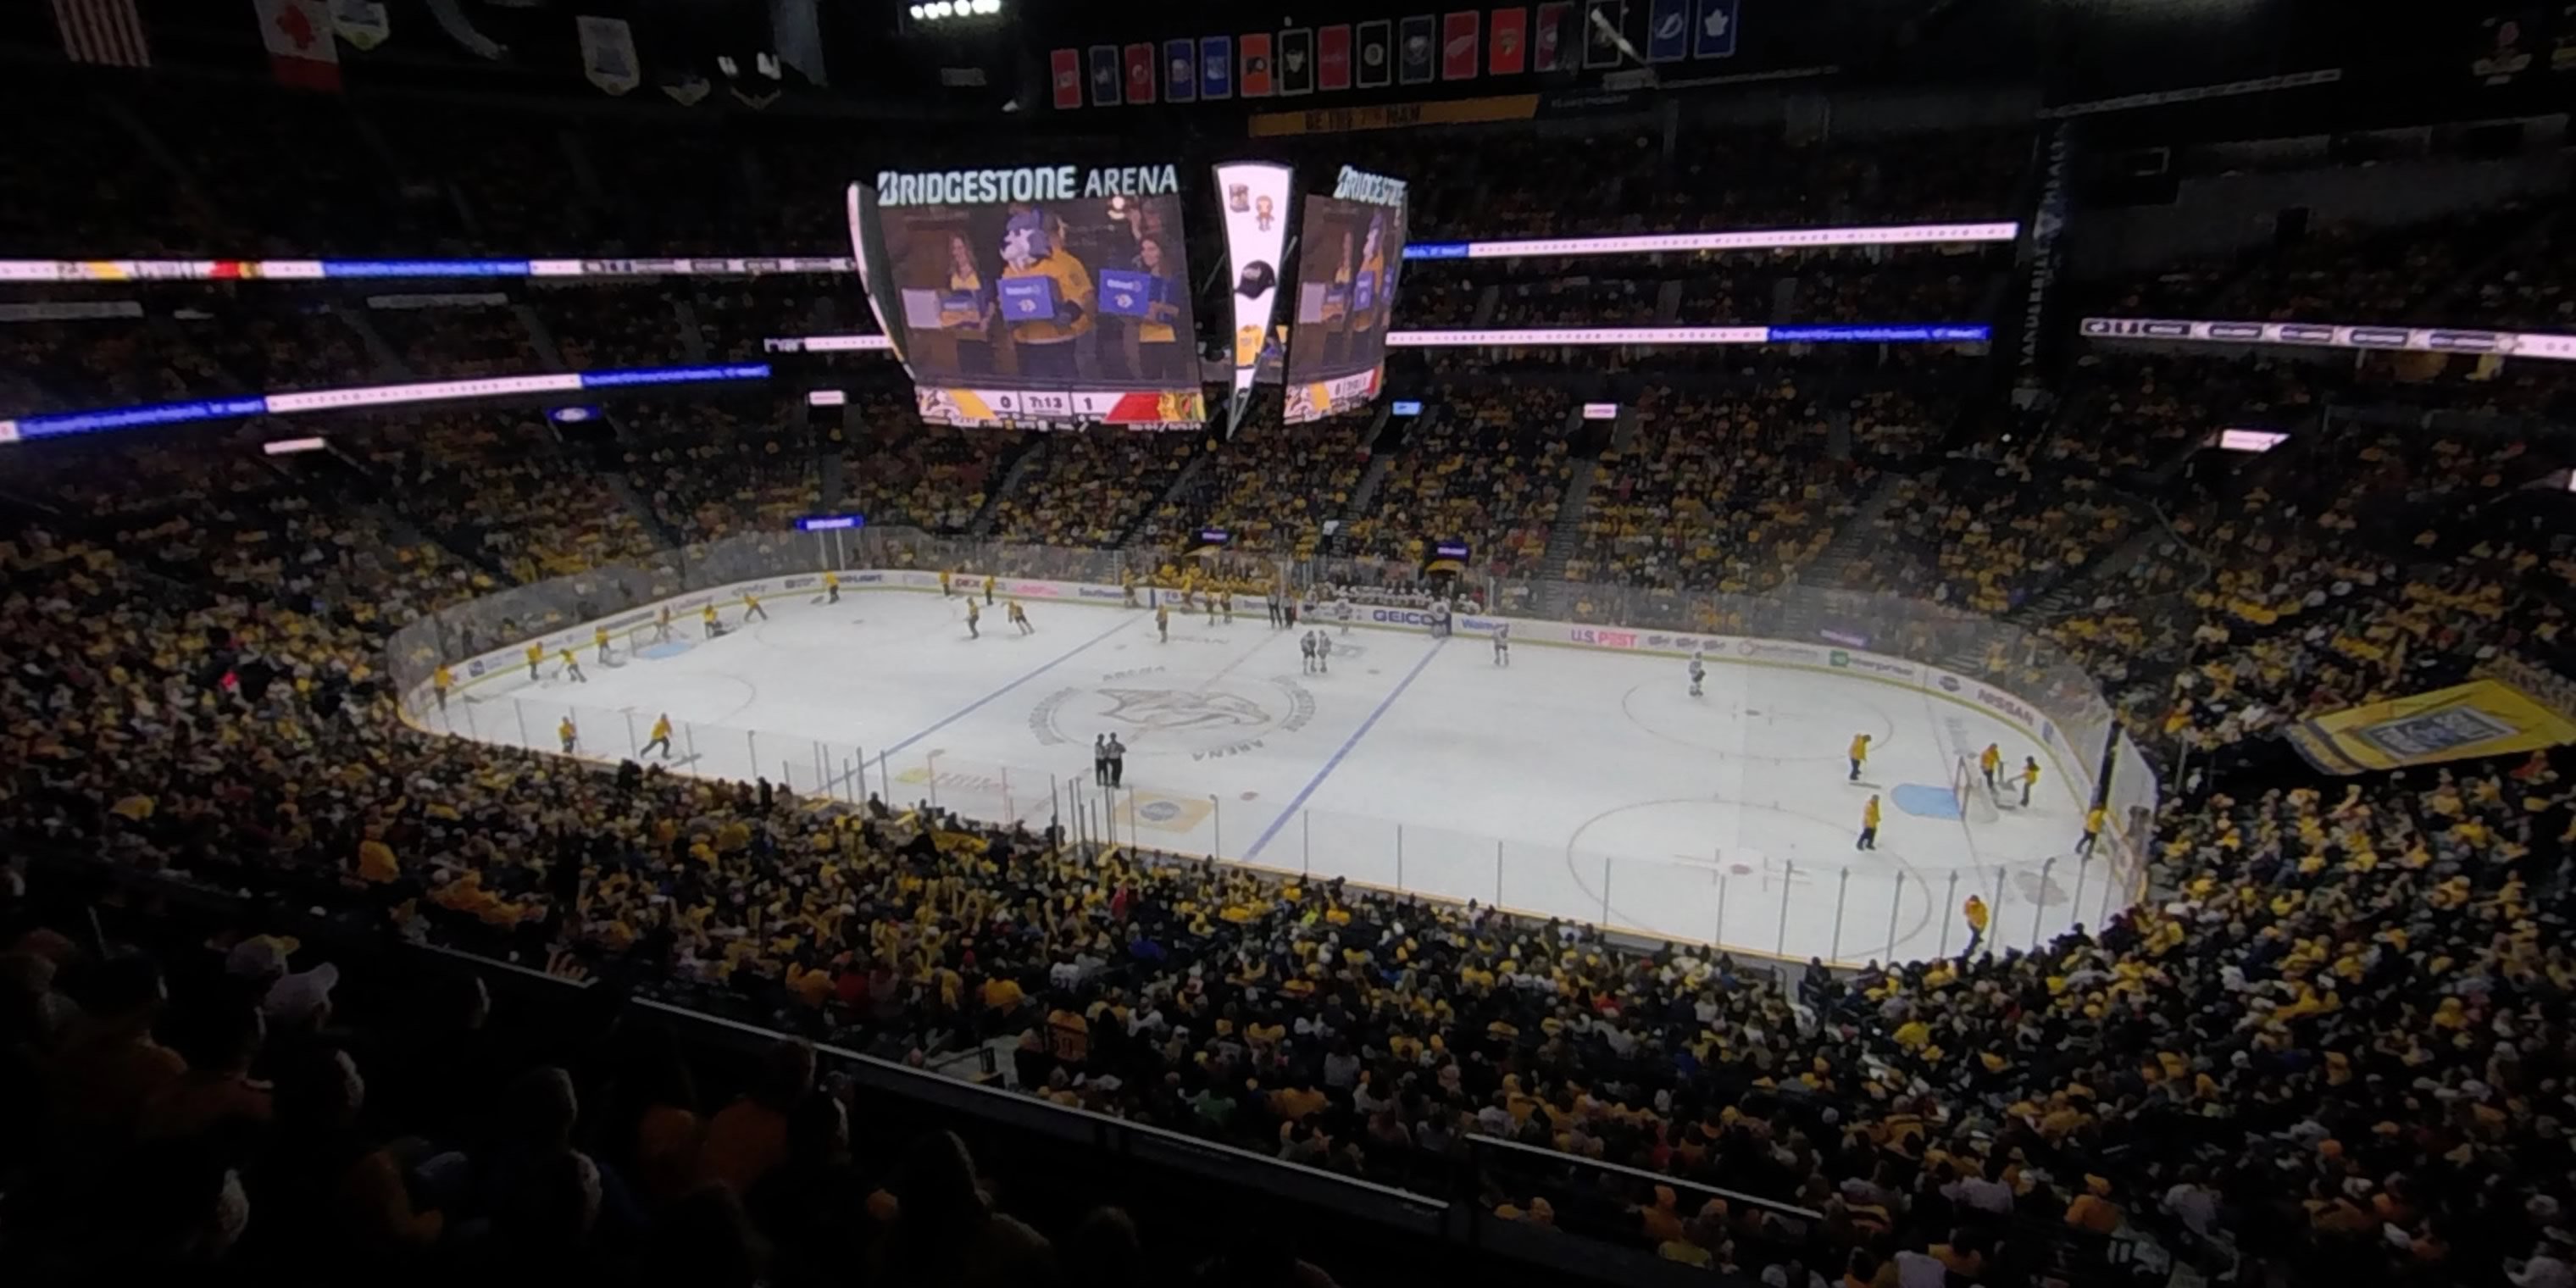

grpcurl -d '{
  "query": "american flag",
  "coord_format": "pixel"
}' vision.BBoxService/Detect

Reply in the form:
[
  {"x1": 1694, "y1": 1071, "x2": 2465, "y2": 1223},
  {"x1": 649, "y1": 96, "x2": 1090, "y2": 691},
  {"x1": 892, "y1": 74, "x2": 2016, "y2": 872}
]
[{"x1": 52, "y1": 0, "x2": 153, "y2": 69}]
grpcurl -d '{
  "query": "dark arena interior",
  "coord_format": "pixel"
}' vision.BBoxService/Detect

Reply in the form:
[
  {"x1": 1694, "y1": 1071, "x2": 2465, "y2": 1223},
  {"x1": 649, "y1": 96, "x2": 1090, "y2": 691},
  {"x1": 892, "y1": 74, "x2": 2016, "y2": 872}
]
[{"x1": 5, "y1": 1, "x2": 2576, "y2": 1286}]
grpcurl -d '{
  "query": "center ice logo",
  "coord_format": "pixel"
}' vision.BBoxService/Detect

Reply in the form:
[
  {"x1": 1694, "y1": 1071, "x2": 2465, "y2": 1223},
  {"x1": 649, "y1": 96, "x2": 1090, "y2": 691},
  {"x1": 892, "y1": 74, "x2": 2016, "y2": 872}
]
[
  {"x1": 1098, "y1": 687, "x2": 1266, "y2": 732},
  {"x1": 1029, "y1": 671, "x2": 1315, "y2": 761}
]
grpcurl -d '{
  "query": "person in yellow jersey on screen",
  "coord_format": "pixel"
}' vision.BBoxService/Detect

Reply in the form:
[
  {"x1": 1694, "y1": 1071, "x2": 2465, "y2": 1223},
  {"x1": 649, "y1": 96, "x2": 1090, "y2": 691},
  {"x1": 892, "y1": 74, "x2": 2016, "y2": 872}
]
[
  {"x1": 1128, "y1": 234, "x2": 1185, "y2": 381},
  {"x1": 939, "y1": 231, "x2": 996, "y2": 376},
  {"x1": 1351, "y1": 212, "x2": 1390, "y2": 341},
  {"x1": 1321, "y1": 229, "x2": 1356, "y2": 369},
  {"x1": 997, "y1": 209, "x2": 1093, "y2": 384},
  {"x1": 1848, "y1": 732, "x2": 1872, "y2": 782}
]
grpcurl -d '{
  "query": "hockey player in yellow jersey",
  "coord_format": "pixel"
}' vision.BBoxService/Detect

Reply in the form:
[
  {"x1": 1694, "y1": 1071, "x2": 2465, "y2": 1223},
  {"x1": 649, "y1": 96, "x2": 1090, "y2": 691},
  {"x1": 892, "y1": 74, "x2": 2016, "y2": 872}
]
[
  {"x1": 558, "y1": 715, "x2": 578, "y2": 754},
  {"x1": 941, "y1": 568, "x2": 956, "y2": 597},
  {"x1": 432, "y1": 663, "x2": 453, "y2": 712},
  {"x1": 641, "y1": 713, "x2": 675, "y2": 758},
  {"x1": 742, "y1": 591, "x2": 768, "y2": 621},
  {"x1": 1848, "y1": 733, "x2": 1872, "y2": 782},
  {"x1": 595, "y1": 625, "x2": 612, "y2": 662},
  {"x1": 1980, "y1": 742, "x2": 2002, "y2": 791},
  {"x1": 1857, "y1": 795, "x2": 1881, "y2": 851},
  {"x1": 965, "y1": 598, "x2": 981, "y2": 639},
  {"x1": 1008, "y1": 598, "x2": 1032, "y2": 636},
  {"x1": 983, "y1": 573, "x2": 997, "y2": 606},
  {"x1": 558, "y1": 647, "x2": 586, "y2": 683},
  {"x1": 1155, "y1": 603, "x2": 1170, "y2": 641},
  {"x1": 525, "y1": 641, "x2": 543, "y2": 680}
]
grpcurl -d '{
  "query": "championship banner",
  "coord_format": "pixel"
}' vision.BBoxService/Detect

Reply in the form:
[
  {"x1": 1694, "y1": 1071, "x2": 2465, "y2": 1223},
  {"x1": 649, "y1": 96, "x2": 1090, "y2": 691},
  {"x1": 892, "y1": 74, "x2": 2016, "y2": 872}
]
[
  {"x1": 1214, "y1": 161, "x2": 1295, "y2": 432},
  {"x1": 2284, "y1": 675, "x2": 2576, "y2": 775}
]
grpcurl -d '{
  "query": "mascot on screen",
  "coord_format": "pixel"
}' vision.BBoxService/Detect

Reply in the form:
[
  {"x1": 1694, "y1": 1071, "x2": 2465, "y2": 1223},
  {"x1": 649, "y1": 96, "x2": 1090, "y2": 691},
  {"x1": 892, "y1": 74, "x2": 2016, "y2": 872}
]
[{"x1": 997, "y1": 208, "x2": 1095, "y2": 382}]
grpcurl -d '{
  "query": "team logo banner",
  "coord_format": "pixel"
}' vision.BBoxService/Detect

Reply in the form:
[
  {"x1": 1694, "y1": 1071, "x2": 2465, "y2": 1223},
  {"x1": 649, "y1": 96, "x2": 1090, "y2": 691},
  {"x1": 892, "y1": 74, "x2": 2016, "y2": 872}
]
[
  {"x1": 1048, "y1": 48, "x2": 1082, "y2": 108},
  {"x1": 1695, "y1": 0, "x2": 1739, "y2": 58},
  {"x1": 1399, "y1": 14, "x2": 1436, "y2": 82},
  {"x1": 1241, "y1": 32, "x2": 1274, "y2": 96},
  {"x1": 1214, "y1": 161, "x2": 1295, "y2": 432},
  {"x1": 1535, "y1": 1, "x2": 1573, "y2": 69},
  {"x1": 1164, "y1": 38, "x2": 1196, "y2": 101},
  {"x1": 1443, "y1": 11, "x2": 1481, "y2": 78},
  {"x1": 1357, "y1": 19, "x2": 1392, "y2": 86},
  {"x1": 1087, "y1": 45, "x2": 1119, "y2": 106},
  {"x1": 1280, "y1": 27, "x2": 1313, "y2": 95},
  {"x1": 1647, "y1": 0, "x2": 1689, "y2": 61},
  {"x1": 1201, "y1": 36, "x2": 1233, "y2": 97},
  {"x1": 1123, "y1": 42, "x2": 1156, "y2": 103},
  {"x1": 1318, "y1": 24, "x2": 1352, "y2": 90},
  {"x1": 1490, "y1": 6, "x2": 1528, "y2": 74}
]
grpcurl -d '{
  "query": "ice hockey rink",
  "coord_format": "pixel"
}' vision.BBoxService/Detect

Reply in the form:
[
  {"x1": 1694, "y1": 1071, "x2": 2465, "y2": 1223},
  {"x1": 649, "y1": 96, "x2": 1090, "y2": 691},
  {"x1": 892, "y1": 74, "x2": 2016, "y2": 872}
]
[{"x1": 429, "y1": 588, "x2": 2134, "y2": 966}]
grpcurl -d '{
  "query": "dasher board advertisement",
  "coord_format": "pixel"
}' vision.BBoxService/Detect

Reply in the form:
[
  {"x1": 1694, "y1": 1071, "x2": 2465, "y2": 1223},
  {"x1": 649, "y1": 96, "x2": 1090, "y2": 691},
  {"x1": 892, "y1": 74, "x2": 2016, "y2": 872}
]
[
  {"x1": 849, "y1": 164, "x2": 1207, "y2": 429},
  {"x1": 1285, "y1": 167, "x2": 1407, "y2": 425}
]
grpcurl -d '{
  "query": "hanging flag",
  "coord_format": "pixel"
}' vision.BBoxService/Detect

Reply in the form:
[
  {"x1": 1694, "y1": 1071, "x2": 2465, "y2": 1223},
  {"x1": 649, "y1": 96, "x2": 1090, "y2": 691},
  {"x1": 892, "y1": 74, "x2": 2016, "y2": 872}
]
[
  {"x1": 577, "y1": 15, "x2": 640, "y2": 94},
  {"x1": 1087, "y1": 44, "x2": 1119, "y2": 106},
  {"x1": 1534, "y1": 2, "x2": 1571, "y2": 69},
  {"x1": 424, "y1": 0, "x2": 502, "y2": 59},
  {"x1": 1278, "y1": 28, "x2": 1313, "y2": 95},
  {"x1": 1442, "y1": 11, "x2": 1480, "y2": 78},
  {"x1": 330, "y1": 0, "x2": 388, "y2": 50},
  {"x1": 1398, "y1": 14, "x2": 1435, "y2": 83},
  {"x1": 1317, "y1": 25, "x2": 1351, "y2": 91},
  {"x1": 770, "y1": 0, "x2": 827, "y2": 86},
  {"x1": 1584, "y1": 0, "x2": 1624, "y2": 68},
  {"x1": 1123, "y1": 42, "x2": 1155, "y2": 103},
  {"x1": 1694, "y1": 0, "x2": 1739, "y2": 58},
  {"x1": 51, "y1": 0, "x2": 152, "y2": 68},
  {"x1": 1049, "y1": 47, "x2": 1083, "y2": 108},
  {"x1": 1356, "y1": 19, "x2": 1391, "y2": 87},
  {"x1": 1201, "y1": 36, "x2": 1233, "y2": 98},
  {"x1": 1164, "y1": 38, "x2": 1196, "y2": 102},
  {"x1": 255, "y1": 0, "x2": 342, "y2": 91},
  {"x1": 1646, "y1": 0, "x2": 1688, "y2": 60},
  {"x1": 1241, "y1": 32, "x2": 1274, "y2": 96},
  {"x1": 1489, "y1": 7, "x2": 1527, "y2": 73}
]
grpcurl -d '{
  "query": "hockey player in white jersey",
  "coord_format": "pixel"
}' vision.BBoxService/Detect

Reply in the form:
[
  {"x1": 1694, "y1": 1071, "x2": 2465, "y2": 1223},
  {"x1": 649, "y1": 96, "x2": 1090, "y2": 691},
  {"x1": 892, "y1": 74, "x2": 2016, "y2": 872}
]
[
  {"x1": 1491, "y1": 620, "x2": 1511, "y2": 666},
  {"x1": 1335, "y1": 596, "x2": 1353, "y2": 633},
  {"x1": 1313, "y1": 630, "x2": 1332, "y2": 674},
  {"x1": 1300, "y1": 630, "x2": 1319, "y2": 675},
  {"x1": 1688, "y1": 650, "x2": 1706, "y2": 697}
]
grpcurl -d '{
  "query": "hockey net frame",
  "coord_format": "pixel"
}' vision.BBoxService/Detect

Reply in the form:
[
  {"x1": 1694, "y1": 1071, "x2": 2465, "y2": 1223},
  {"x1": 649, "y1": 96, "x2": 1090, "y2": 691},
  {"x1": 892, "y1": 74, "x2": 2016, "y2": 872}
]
[{"x1": 1951, "y1": 754, "x2": 2001, "y2": 824}]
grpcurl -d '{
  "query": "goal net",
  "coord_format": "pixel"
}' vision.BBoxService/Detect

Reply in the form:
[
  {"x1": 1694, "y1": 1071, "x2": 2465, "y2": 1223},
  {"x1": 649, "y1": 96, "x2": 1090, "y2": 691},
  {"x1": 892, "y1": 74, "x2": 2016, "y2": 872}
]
[{"x1": 1951, "y1": 755, "x2": 2001, "y2": 824}]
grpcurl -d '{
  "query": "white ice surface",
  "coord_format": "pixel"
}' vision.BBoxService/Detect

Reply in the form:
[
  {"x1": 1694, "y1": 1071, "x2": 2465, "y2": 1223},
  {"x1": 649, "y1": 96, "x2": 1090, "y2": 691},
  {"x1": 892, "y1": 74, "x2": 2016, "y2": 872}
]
[{"x1": 434, "y1": 590, "x2": 2129, "y2": 964}]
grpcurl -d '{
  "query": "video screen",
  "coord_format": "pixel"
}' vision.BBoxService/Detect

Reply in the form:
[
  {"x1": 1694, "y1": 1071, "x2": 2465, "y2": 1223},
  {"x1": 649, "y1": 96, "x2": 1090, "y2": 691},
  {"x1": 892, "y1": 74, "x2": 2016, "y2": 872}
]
[
  {"x1": 851, "y1": 166, "x2": 1206, "y2": 429},
  {"x1": 1285, "y1": 169, "x2": 1408, "y2": 424}
]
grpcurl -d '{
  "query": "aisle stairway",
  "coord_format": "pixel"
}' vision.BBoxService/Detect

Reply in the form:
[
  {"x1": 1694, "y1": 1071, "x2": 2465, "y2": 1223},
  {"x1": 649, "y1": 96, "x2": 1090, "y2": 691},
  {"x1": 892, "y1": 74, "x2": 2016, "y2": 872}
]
[{"x1": 1534, "y1": 456, "x2": 1602, "y2": 584}]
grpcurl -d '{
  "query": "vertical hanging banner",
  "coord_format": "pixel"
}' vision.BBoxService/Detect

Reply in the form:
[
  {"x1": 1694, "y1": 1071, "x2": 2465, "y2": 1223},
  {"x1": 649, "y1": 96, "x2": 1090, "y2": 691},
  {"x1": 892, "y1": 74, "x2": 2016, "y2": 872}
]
[
  {"x1": 255, "y1": 0, "x2": 343, "y2": 90},
  {"x1": 1241, "y1": 32, "x2": 1274, "y2": 96},
  {"x1": 1585, "y1": 0, "x2": 1624, "y2": 67},
  {"x1": 1087, "y1": 45, "x2": 1120, "y2": 105},
  {"x1": 2015, "y1": 122, "x2": 2070, "y2": 392},
  {"x1": 1049, "y1": 47, "x2": 1084, "y2": 108},
  {"x1": 331, "y1": 0, "x2": 390, "y2": 50},
  {"x1": 1490, "y1": 7, "x2": 1528, "y2": 74},
  {"x1": 1694, "y1": 0, "x2": 1739, "y2": 58},
  {"x1": 1442, "y1": 11, "x2": 1481, "y2": 78},
  {"x1": 1214, "y1": 161, "x2": 1295, "y2": 433},
  {"x1": 1646, "y1": 0, "x2": 1688, "y2": 61},
  {"x1": 1399, "y1": 14, "x2": 1436, "y2": 82},
  {"x1": 1279, "y1": 27, "x2": 1313, "y2": 95},
  {"x1": 1163, "y1": 38, "x2": 1196, "y2": 101},
  {"x1": 1318, "y1": 24, "x2": 1352, "y2": 90},
  {"x1": 1285, "y1": 166, "x2": 1409, "y2": 425},
  {"x1": 1357, "y1": 19, "x2": 1393, "y2": 87},
  {"x1": 1123, "y1": 42, "x2": 1156, "y2": 103},
  {"x1": 1534, "y1": 1, "x2": 1572, "y2": 69},
  {"x1": 1201, "y1": 36, "x2": 1233, "y2": 98},
  {"x1": 578, "y1": 14, "x2": 641, "y2": 95}
]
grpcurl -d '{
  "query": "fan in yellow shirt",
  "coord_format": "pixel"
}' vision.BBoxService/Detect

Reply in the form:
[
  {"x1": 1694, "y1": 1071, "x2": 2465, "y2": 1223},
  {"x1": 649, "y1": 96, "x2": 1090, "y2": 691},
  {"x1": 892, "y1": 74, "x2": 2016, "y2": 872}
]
[{"x1": 999, "y1": 210, "x2": 1093, "y2": 379}]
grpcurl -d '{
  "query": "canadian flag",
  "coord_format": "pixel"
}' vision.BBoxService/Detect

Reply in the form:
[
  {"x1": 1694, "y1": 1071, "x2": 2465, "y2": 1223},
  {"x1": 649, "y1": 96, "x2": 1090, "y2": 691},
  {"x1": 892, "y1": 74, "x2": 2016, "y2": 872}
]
[{"x1": 254, "y1": 0, "x2": 341, "y2": 91}]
